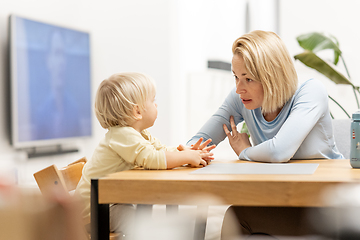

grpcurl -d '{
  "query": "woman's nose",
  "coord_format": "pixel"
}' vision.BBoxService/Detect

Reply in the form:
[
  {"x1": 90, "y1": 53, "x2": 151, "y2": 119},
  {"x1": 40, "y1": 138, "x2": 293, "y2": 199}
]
[{"x1": 235, "y1": 81, "x2": 245, "y2": 94}]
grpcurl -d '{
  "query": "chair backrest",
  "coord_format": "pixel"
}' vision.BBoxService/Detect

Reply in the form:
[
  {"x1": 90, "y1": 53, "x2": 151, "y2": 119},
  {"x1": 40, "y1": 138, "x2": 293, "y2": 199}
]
[
  {"x1": 33, "y1": 157, "x2": 120, "y2": 240},
  {"x1": 332, "y1": 119, "x2": 351, "y2": 159},
  {"x1": 33, "y1": 157, "x2": 87, "y2": 197}
]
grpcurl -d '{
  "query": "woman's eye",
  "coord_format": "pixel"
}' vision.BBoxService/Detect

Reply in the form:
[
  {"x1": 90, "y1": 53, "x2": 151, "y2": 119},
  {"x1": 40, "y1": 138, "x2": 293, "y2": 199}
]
[{"x1": 246, "y1": 78, "x2": 252, "y2": 82}]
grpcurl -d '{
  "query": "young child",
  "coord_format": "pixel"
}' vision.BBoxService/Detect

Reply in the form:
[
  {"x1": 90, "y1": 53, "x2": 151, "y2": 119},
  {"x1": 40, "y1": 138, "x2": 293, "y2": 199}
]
[{"x1": 75, "y1": 72, "x2": 215, "y2": 236}]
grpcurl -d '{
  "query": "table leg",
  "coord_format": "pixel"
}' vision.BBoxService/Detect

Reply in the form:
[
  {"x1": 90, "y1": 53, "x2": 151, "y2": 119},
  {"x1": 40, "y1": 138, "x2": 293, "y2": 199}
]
[{"x1": 91, "y1": 179, "x2": 109, "y2": 240}]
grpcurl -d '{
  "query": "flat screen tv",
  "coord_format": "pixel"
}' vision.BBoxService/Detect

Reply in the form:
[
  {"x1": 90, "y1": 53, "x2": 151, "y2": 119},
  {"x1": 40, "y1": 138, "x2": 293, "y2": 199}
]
[{"x1": 9, "y1": 15, "x2": 92, "y2": 157}]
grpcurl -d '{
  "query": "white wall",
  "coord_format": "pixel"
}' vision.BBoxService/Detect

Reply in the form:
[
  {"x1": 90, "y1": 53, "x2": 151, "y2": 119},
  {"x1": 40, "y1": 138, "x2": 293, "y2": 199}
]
[
  {"x1": 0, "y1": 0, "x2": 249, "y2": 185},
  {"x1": 0, "y1": 0, "x2": 174, "y2": 185},
  {"x1": 279, "y1": 0, "x2": 360, "y2": 119},
  {"x1": 169, "y1": 0, "x2": 248, "y2": 144}
]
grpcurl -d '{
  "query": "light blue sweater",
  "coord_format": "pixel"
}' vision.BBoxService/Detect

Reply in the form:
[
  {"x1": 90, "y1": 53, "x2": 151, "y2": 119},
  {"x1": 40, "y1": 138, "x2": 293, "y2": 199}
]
[{"x1": 188, "y1": 79, "x2": 344, "y2": 162}]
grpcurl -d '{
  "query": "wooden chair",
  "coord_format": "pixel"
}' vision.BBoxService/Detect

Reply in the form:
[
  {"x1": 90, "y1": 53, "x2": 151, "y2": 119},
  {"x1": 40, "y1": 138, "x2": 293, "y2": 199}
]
[{"x1": 33, "y1": 157, "x2": 119, "y2": 240}]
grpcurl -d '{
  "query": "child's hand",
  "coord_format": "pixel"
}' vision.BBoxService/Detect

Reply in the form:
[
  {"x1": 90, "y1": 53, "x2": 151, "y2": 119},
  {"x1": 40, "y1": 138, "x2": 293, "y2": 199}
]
[
  {"x1": 177, "y1": 145, "x2": 214, "y2": 166},
  {"x1": 186, "y1": 149, "x2": 213, "y2": 168},
  {"x1": 166, "y1": 142, "x2": 214, "y2": 169},
  {"x1": 187, "y1": 137, "x2": 216, "y2": 164}
]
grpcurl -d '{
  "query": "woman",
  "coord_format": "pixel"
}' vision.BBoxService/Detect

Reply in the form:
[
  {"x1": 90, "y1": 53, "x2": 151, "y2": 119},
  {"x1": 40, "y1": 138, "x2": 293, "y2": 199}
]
[
  {"x1": 188, "y1": 30, "x2": 344, "y2": 237},
  {"x1": 188, "y1": 30, "x2": 343, "y2": 162}
]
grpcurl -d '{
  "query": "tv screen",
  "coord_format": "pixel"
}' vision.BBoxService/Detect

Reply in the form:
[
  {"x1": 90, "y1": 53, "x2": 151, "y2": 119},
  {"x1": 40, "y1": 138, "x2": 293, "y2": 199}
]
[{"x1": 9, "y1": 15, "x2": 92, "y2": 150}]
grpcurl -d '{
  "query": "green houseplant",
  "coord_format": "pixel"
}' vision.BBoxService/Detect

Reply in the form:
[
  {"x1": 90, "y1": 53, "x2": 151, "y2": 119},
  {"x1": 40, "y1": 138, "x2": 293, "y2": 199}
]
[{"x1": 294, "y1": 32, "x2": 359, "y2": 118}]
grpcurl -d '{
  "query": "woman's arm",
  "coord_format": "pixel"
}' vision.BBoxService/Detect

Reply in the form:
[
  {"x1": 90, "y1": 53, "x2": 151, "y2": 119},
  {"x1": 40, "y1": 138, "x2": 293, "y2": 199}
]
[
  {"x1": 187, "y1": 88, "x2": 244, "y2": 146},
  {"x1": 238, "y1": 80, "x2": 329, "y2": 163}
]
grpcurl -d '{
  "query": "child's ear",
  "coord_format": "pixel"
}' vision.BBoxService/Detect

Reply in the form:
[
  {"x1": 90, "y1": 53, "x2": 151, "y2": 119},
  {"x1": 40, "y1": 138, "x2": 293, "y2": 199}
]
[{"x1": 133, "y1": 105, "x2": 142, "y2": 120}]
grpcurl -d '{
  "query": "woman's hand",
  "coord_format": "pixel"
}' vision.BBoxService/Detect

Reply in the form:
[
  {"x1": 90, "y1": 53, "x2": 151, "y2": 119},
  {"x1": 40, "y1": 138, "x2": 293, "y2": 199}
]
[
  {"x1": 190, "y1": 137, "x2": 215, "y2": 152},
  {"x1": 223, "y1": 116, "x2": 251, "y2": 156}
]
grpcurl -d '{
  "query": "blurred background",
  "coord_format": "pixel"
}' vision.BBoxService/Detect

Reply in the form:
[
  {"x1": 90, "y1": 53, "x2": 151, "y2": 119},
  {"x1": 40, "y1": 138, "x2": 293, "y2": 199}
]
[{"x1": 0, "y1": 0, "x2": 359, "y2": 187}]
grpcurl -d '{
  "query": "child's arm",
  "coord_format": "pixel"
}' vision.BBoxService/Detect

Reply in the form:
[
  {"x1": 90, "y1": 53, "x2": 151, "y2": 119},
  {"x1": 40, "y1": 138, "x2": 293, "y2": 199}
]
[
  {"x1": 109, "y1": 128, "x2": 215, "y2": 170},
  {"x1": 165, "y1": 149, "x2": 213, "y2": 169}
]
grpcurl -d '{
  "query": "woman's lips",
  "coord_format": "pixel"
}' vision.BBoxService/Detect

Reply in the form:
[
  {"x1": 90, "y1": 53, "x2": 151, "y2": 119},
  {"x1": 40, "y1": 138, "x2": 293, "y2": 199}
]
[{"x1": 241, "y1": 98, "x2": 252, "y2": 104}]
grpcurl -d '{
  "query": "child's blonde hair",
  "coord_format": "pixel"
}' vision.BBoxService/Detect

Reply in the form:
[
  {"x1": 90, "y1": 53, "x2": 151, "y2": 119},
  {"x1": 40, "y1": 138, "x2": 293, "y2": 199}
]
[
  {"x1": 232, "y1": 30, "x2": 298, "y2": 114},
  {"x1": 95, "y1": 72, "x2": 156, "y2": 129}
]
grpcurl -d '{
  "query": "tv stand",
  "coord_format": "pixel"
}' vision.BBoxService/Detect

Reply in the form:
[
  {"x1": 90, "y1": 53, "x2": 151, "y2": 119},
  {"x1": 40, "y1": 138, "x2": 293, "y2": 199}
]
[{"x1": 27, "y1": 145, "x2": 79, "y2": 158}]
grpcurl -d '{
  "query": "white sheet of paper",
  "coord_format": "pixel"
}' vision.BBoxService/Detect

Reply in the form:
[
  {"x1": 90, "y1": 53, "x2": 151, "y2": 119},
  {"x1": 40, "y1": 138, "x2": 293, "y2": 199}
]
[{"x1": 191, "y1": 163, "x2": 319, "y2": 175}]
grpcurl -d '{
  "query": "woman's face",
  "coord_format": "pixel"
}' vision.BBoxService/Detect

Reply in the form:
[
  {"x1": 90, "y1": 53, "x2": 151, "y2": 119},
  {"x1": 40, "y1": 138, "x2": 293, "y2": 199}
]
[{"x1": 232, "y1": 54, "x2": 264, "y2": 110}]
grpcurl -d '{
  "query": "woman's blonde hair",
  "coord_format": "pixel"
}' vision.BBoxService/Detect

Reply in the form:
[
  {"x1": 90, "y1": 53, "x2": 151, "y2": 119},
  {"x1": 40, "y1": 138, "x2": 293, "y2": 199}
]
[
  {"x1": 95, "y1": 72, "x2": 156, "y2": 129},
  {"x1": 232, "y1": 30, "x2": 298, "y2": 114}
]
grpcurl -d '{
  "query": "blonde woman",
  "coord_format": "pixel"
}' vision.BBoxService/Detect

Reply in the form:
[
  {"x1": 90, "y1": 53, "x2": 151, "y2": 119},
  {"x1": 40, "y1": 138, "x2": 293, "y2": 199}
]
[
  {"x1": 75, "y1": 72, "x2": 214, "y2": 237},
  {"x1": 188, "y1": 30, "x2": 343, "y2": 162},
  {"x1": 188, "y1": 30, "x2": 344, "y2": 237}
]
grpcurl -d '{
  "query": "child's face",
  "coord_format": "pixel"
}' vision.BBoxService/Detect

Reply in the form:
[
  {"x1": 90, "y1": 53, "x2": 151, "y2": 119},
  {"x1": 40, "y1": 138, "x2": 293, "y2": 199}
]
[{"x1": 142, "y1": 92, "x2": 158, "y2": 129}]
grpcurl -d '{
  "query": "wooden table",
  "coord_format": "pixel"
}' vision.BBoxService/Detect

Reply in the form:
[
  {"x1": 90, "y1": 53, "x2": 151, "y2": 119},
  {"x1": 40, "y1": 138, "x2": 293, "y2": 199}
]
[{"x1": 91, "y1": 159, "x2": 360, "y2": 240}]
